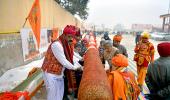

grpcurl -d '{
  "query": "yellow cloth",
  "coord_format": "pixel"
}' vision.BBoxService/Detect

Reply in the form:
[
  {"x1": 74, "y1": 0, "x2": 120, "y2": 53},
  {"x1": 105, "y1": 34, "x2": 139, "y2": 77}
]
[
  {"x1": 137, "y1": 66, "x2": 147, "y2": 85},
  {"x1": 141, "y1": 31, "x2": 150, "y2": 38},
  {"x1": 134, "y1": 41, "x2": 155, "y2": 66}
]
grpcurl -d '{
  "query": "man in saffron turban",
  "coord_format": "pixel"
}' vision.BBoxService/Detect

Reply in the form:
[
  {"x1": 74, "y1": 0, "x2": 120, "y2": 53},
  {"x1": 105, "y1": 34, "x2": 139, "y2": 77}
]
[
  {"x1": 108, "y1": 54, "x2": 140, "y2": 100},
  {"x1": 113, "y1": 34, "x2": 128, "y2": 57}
]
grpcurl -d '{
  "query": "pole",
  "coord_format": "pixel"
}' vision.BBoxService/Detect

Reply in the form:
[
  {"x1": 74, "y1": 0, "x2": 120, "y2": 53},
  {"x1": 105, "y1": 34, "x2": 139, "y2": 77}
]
[
  {"x1": 168, "y1": 0, "x2": 170, "y2": 33},
  {"x1": 22, "y1": 18, "x2": 28, "y2": 28},
  {"x1": 168, "y1": 0, "x2": 170, "y2": 14}
]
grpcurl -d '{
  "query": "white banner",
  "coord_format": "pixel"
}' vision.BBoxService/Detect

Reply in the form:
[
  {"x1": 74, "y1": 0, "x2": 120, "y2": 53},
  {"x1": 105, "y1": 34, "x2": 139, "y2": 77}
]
[
  {"x1": 39, "y1": 28, "x2": 49, "y2": 54},
  {"x1": 20, "y1": 28, "x2": 49, "y2": 61}
]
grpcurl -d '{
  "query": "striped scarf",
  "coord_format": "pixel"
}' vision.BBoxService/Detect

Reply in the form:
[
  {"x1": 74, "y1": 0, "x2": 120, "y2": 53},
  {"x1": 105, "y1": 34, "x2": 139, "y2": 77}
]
[{"x1": 59, "y1": 34, "x2": 77, "y2": 93}]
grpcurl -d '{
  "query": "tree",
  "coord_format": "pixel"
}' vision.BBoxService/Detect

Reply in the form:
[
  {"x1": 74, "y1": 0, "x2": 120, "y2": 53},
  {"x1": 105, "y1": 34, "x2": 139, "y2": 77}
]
[{"x1": 55, "y1": 0, "x2": 89, "y2": 20}]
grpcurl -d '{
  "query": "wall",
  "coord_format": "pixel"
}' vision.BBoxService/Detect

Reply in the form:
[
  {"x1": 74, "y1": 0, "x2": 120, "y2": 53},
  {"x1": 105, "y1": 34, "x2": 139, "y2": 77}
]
[
  {"x1": 0, "y1": 33, "x2": 23, "y2": 76},
  {"x1": 0, "y1": 0, "x2": 81, "y2": 32},
  {"x1": 0, "y1": 0, "x2": 82, "y2": 76}
]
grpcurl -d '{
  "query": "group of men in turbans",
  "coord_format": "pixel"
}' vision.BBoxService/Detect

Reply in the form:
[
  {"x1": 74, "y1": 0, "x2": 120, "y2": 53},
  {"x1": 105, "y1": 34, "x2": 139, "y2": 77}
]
[
  {"x1": 99, "y1": 33, "x2": 140, "y2": 99},
  {"x1": 99, "y1": 33, "x2": 128, "y2": 71},
  {"x1": 100, "y1": 31, "x2": 170, "y2": 99},
  {"x1": 41, "y1": 25, "x2": 170, "y2": 100}
]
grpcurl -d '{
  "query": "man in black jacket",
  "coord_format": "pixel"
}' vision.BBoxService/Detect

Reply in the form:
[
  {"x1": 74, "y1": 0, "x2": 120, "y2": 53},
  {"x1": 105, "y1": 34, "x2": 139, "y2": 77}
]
[{"x1": 145, "y1": 42, "x2": 170, "y2": 100}]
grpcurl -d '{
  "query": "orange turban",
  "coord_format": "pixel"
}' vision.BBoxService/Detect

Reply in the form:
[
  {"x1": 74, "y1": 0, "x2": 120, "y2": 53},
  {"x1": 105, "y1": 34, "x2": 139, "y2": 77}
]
[
  {"x1": 112, "y1": 54, "x2": 128, "y2": 67},
  {"x1": 113, "y1": 34, "x2": 122, "y2": 41}
]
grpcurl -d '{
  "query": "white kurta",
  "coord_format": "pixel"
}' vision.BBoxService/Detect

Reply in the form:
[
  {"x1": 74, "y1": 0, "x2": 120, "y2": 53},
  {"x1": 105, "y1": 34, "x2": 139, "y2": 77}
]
[{"x1": 43, "y1": 41, "x2": 81, "y2": 100}]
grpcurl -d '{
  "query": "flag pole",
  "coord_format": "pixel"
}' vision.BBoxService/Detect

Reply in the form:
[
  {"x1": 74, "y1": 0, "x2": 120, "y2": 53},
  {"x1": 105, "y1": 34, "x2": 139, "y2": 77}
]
[{"x1": 22, "y1": 18, "x2": 28, "y2": 28}]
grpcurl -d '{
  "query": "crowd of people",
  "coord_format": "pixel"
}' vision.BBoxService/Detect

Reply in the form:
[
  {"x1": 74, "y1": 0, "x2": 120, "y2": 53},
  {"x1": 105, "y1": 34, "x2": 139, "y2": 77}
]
[{"x1": 41, "y1": 25, "x2": 170, "y2": 100}]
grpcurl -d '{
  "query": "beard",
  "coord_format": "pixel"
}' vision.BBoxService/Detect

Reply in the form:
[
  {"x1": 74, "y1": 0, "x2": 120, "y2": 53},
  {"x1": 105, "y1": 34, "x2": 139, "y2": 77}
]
[
  {"x1": 113, "y1": 43, "x2": 118, "y2": 47},
  {"x1": 68, "y1": 40, "x2": 73, "y2": 45},
  {"x1": 142, "y1": 40, "x2": 148, "y2": 43}
]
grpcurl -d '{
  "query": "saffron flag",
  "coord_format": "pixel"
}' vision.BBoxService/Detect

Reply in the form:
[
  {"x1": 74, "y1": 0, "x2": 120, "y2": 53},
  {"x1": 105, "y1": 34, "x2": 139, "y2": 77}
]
[{"x1": 27, "y1": 0, "x2": 41, "y2": 48}]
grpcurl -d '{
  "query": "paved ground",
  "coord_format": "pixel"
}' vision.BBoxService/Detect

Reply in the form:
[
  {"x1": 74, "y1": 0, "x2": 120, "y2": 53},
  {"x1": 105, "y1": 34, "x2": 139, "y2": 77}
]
[{"x1": 32, "y1": 34, "x2": 167, "y2": 100}]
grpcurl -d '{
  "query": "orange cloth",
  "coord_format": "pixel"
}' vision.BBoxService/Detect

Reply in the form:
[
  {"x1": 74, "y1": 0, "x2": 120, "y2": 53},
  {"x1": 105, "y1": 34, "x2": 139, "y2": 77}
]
[
  {"x1": 113, "y1": 34, "x2": 122, "y2": 41},
  {"x1": 108, "y1": 71, "x2": 127, "y2": 100},
  {"x1": 0, "y1": 91, "x2": 30, "y2": 100},
  {"x1": 112, "y1": 54, "x2": 128, "y2": 67},
  {"x1": 137, "y1": 66, "x2": 147, "y2": 85},
  {"x1": 27, "y1": 0, "x2": 41, "y2": 48},
  {"x1": 0, "y1": 92, "x2": 18, "y2": 100},
  {"x1": 108, "y1": 71, "x2": 140, "y2": 100}
]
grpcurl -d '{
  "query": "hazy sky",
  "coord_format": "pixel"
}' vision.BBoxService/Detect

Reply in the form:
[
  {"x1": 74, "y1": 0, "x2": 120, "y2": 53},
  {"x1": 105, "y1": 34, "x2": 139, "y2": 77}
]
[{"x1": 86, "y1": 0, "x2": 169, "y2": 28}]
